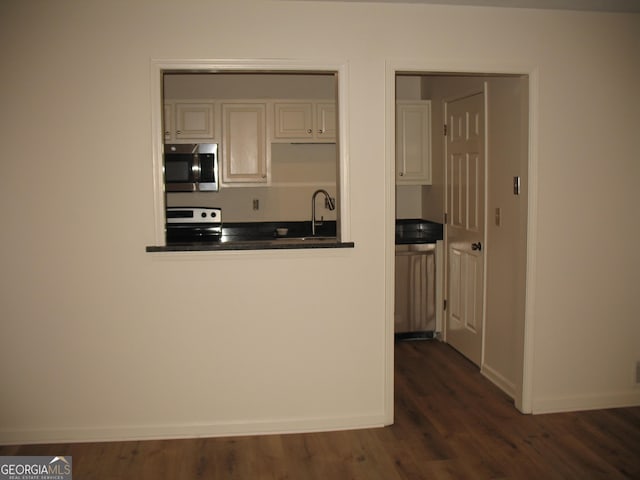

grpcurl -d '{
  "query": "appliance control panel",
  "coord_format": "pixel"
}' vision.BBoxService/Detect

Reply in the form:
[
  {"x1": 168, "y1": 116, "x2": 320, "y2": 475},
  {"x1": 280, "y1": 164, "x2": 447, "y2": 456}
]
[{"x1": 166, "y1": 207, "x2": 222, "y2": 224}]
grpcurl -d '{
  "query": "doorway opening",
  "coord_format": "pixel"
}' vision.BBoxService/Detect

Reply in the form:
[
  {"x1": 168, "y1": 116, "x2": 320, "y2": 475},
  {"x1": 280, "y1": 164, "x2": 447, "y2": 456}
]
[{"x1": 388, "y1": 68, "x2": 533, "y2": 415}]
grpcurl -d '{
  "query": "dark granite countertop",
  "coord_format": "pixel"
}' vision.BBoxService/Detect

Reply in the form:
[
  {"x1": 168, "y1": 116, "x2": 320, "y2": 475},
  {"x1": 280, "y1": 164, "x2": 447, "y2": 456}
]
[
  {"x1": 147, "y1": 238, "x2": 354, "y2": 252},
  {"x1": 395, "y1": 219, "x2": 443, "y2": 244},
  {"x1": 146, "y1": 221, "x2": 355, "y2": 252},
  {"x1": 146, "y1": 219, "x2": 441, "y2": 252},
  {"x1": 221, "y1": 220, "x2": 336, "y2": 241}
]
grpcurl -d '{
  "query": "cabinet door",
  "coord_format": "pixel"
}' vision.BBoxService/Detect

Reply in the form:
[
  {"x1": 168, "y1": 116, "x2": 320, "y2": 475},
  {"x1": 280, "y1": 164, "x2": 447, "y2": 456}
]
[
  {"x1": 395, "y1": 251, "x2": 411, "y2": 333},
  {"x1": 175, "y1": 102, "x2": 216, "y2": 140},
  {"x1": 315, "y1": 102, "x2": 336, "y2": 141},
  {"x1": 221, "y1": 103, "x2": 267, "y2": 185},
  {"x1": 395, "y1": 249, "x2": 436, "y2": 333},
  {"x1": 396, "y1": 101, "x2": 431, "y2": 185},
  {"x1": 163, "y1": 102, "x2": 173, "y2": 142},
  {"x1": 273, "y1": 102, "x2": 313, "y2": 139}
]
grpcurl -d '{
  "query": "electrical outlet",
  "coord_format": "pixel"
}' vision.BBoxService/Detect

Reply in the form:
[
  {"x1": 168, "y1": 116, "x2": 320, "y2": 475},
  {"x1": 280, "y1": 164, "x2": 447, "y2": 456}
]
[{"x1": 252, "y1": 199, "x2": 259, "y2": 211}]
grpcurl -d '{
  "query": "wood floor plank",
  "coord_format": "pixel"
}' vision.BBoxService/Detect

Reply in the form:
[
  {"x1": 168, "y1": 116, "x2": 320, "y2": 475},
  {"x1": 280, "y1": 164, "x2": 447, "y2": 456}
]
[
  {"x1": 2, "y1": 340, "x2": 639, "y2": 479},
  {"x1": 570, "y1": 410, "x2": 640, "y2": 478}
]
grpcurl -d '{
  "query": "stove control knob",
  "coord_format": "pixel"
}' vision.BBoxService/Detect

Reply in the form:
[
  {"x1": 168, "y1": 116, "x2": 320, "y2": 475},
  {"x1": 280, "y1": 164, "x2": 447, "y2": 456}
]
[
  {"x1": 201, "y1": 212, "x2": 207, "y2": 218},
  {"x1": 211, "y1": 212, "x2": 217, "y2": 218}
]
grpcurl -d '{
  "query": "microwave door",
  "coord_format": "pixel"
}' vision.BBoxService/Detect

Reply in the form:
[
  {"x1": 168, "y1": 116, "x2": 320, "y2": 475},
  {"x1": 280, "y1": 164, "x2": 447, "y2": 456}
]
[{"x1": 165, "y1": 154, "x2": 197, "y2": 192}]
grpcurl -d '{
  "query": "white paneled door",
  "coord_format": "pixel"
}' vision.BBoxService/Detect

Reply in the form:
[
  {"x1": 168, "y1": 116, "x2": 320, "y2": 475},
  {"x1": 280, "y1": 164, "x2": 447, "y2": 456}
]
[{"x1": 445, "y1": 92, "x2": 485, "y2": 366}]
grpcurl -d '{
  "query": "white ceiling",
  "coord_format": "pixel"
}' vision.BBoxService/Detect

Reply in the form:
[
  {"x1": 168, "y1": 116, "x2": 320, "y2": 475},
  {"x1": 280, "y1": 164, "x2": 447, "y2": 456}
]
[{"x1": 292, "y1": 0, "x2": 640, "y2": 13}]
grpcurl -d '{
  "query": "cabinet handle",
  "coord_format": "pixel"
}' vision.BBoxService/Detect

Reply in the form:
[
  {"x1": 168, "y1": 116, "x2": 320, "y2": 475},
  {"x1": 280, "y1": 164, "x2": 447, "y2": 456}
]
[
  {"x1": 399, "y1": 172, "x2": 404, "y2": 177},
  {"x1": 318, "y1": 129, "x2": 324, "y2": 134},
  {"x1": 307, "y1": 129, "x2": 312, "y2": 134},
  {"x1": 176, "y1": 130, "x2": 182, "y2": 135}
]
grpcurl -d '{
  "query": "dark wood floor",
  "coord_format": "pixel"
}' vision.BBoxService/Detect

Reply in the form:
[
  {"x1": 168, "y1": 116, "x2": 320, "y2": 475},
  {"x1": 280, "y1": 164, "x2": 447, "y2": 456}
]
[{"x1": 2, "y1": 340, "x2": 639, "y2": 479}]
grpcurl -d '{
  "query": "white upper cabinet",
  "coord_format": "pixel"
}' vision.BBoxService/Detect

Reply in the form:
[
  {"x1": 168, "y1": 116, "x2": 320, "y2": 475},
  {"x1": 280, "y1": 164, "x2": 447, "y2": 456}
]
[
  {"x1": 396, "y1": 100, "x2": 432, "y2": 185},
  {"x1": 163, "y1": 97, "x2": 334, "y2": 187},
  {"x1": 273, "y1": 102, "x2": 312, "y2": 139},
  {"x1": 315, "y1": 102, "x2": 336, "y2": 140},
  {"x1": 221, "y1": 102, "x2": 268, "y2": 186},
  {"x1": 163, "y1": 101, "x2": 217, "y2": 143},
  {"x1": 163, "y1": 103, "x2": 173, "y2": 142},
  {"x1": 273, "y1": 100, "x2": 336, "y2": 143}
]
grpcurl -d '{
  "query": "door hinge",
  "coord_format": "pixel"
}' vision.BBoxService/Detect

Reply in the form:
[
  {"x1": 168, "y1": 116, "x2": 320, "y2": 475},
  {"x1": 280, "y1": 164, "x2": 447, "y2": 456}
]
[
  {"x1": 443, "y1": 299, "x2": 447, "y2": 311},
  {"x1": 444, "y1": 212, "x2": 448, "y2": 224},
  {"x1": 443, "y1": 124, "x2": 448, "y2": 136}
]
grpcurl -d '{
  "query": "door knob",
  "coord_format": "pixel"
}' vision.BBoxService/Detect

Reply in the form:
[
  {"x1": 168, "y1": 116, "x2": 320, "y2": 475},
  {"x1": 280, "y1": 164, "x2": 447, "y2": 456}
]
[{"x1": 471, "y1": 242, "x2": 482, "y2": 251}]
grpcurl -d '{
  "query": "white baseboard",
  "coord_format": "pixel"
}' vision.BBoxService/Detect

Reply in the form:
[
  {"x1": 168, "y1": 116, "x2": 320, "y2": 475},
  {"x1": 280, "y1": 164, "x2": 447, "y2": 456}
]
[
  {"x1": 481, "y1": 363, "x2": 516, "y2": 399},
  {"x1": 0, "y1": 413, "x2": 388, "y2": 446},
  {"x1": 532, "y1": 390, "x2": 640, "y2": 414}
]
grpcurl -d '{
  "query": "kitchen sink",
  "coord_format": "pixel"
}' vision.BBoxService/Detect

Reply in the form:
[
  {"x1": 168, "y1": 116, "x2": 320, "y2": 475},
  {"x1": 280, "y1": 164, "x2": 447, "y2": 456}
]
[
  {"x1": 273, "y1": 236, "x2": 336, "y2": 243},
  {"x1": 217, "y1": 236, "x2": 337, "y2": 245}
]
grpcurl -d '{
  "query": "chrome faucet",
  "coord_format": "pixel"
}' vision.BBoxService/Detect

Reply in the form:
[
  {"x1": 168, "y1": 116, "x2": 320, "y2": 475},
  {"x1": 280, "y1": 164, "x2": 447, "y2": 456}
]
[{"x1": 311, "y1": 189, "x2": 336, "y2": 236}]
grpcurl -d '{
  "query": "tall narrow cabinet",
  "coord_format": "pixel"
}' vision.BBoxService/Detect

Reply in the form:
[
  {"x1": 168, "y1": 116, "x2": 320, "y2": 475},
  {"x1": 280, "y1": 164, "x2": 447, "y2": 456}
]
[
  {"x1": 221, "y1": 103, "x2": 268, "y2": 185},
  {"x1": 396, "y1": 100, "x2": 432, "y2": 185}
]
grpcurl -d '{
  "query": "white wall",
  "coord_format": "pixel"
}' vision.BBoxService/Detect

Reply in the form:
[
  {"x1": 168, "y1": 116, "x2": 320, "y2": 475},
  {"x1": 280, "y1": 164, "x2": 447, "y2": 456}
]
[
  {"x1": 1, "y1": 0, "x2": 638, "y2": 444},
  {"x1": 164, "y1": 73, "x2": 336, "y2": 100},
  {"x1": 484, "y1": 76, "x2": 530, "y2": 403}
]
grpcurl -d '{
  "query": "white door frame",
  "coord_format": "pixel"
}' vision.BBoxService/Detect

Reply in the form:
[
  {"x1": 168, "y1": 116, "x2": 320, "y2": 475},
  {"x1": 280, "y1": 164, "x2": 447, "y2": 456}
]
[{"x1": 384, "y1": 60, "x2": 539, "y2": 416}]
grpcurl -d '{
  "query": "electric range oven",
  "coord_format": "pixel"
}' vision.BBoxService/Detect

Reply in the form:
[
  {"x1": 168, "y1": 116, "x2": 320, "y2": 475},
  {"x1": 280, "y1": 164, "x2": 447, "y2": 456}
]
[{"x1": 166, "y1": 207, "x2": 222, "y2": 244}]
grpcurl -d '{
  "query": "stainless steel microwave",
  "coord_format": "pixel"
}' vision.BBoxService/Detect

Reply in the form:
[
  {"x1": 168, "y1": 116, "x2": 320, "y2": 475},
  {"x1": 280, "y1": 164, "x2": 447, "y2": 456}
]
[{"x1": 164, "y1": 143, "x2": 219, "y2": 192}]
